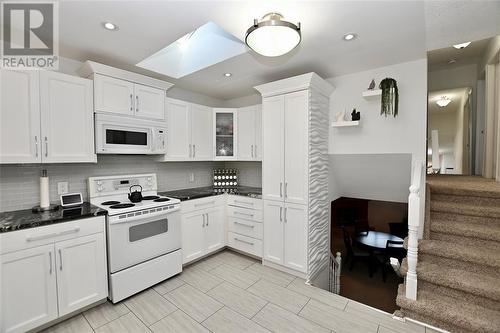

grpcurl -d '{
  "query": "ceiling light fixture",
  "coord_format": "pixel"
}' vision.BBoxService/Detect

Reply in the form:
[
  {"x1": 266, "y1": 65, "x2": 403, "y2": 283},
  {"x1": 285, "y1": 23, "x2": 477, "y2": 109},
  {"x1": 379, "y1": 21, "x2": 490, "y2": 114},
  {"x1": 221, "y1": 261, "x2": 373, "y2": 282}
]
[
  {"x1": 436, "y1": 96, "x2": 452, "y2": 107},
  {"x1": 245, "y1": 12, "x2": 301, "y2": 57},
  {"x1": 223, "y1": 73, "x2": 232, "y2": 77},
  {"x1": 453, "y1": 42, "x2": 471, "y2": 49},
  {"x1": 448, "y1": 59, "x2": 457, "y2": 64},
  {"x1": 343, "y1": 33, "x2": 357, "y2": 41},
  {"x1": 103, "y1": 22, "x2": 118, "y2": 31}
]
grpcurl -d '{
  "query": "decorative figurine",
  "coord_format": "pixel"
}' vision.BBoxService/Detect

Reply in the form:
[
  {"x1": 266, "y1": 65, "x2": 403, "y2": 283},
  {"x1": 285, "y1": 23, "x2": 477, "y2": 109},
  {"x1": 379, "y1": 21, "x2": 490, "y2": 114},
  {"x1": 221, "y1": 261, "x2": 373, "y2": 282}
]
[
  {"x1": 351, "y1": 108, "x2": 360, "y2": 121},
  {"x1": 368, "y1": 79, "x2": 376, "y2": 90},
  {"x1": 335, "y1": 110, "x2": 345, "y2": 122}
]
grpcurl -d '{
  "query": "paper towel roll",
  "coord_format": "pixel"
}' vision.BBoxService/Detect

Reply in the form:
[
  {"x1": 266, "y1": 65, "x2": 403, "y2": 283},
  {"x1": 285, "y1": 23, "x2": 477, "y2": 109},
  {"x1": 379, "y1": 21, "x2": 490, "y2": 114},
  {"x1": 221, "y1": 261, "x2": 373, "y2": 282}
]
[{"x1": 40, "y1": 170, "x2": 50, "y2": 208}]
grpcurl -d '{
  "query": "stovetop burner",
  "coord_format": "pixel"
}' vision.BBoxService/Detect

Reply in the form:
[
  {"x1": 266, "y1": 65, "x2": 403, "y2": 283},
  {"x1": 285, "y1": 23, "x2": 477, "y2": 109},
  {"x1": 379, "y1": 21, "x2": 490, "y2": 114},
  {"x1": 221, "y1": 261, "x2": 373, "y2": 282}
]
[
  {"x1": 142, "y1": 195, "x2": 160, "y2": 200},
  {"x1": 109, "y1": 203, "x2": 135, "y2": 209},
  {"x1": 102, "y1": 201, "x2": 120, "y2": 205},
  {"x1": 154, "y1": 198, "x2": 170, "y2": 202}
]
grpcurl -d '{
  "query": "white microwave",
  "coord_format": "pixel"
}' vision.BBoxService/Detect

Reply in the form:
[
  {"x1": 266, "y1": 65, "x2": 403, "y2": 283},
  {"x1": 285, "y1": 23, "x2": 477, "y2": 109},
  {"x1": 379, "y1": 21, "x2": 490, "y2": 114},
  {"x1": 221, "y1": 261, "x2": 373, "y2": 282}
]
[{"x1": 95, "y1": 114, "x2": 166, "y2": 154}]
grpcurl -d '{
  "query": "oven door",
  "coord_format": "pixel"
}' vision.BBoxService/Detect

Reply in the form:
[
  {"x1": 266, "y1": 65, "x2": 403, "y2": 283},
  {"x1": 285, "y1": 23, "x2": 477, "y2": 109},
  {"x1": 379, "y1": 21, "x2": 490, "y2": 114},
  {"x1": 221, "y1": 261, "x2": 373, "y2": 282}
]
[{"x1": 107, "y1": 211, "x2": 181, "y2": 273}]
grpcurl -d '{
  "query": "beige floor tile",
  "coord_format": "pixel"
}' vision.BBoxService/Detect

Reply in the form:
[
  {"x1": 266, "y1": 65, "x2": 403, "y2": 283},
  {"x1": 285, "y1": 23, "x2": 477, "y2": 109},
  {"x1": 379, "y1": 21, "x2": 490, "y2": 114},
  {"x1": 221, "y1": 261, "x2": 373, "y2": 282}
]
[
  {"x1": 153, "y1": 275, "x2": 185, "y2": 295},
  {"x1": 253, "y1": 302, "x2": 330, "y2": 333},
  {"x1": 42, "y1": 314, "x2": 93, "y2": 333},
  {"x1": 209, "y1": 263, "x2": 260, "y2": 289},
  {"x1": 150, "y1": 310, "x2": 210, "y2": 333},
  {"x1": 287, "y1": 278, "x2": 348, "y2": 310},
  {"x1": 344, "y1": 301, "x2": 425, "y2": 333},
  {"x1": 94, "y1": 312, "x2": 150, "y2": 333},
  {"x1": 244, "y1": 263, "x2": 295, "y2": 287},
  {"x1": 189, "y1": 253, "x2": 225, "y2": 271},
  {"x1": 216, "y1": 250, "x2": 257, "y2": 269},
  {"x1": 83, "y1": 301, "x2": 129, "y2": 329},
  {"x1": 202, "y1": 307, "x2": 270, "y2": 333},
  {"x1": 299, "y1": 299, "x2": 378, "y2": 333},
  {"x1": 179, "y1": 265, "x2": 224, "y2": 292},
  {"x1": 124, "y1": 289, "x2": 177, "y2": 326},
  {"x1": 247, "y1": 279, "x2": 310, "y2": 314},
  {"x1": 165, "y1": 284, "x2": 223, "y2": 322},
  {"x1": 207, "y1": 281, "x2": 267, "y2": 318}
]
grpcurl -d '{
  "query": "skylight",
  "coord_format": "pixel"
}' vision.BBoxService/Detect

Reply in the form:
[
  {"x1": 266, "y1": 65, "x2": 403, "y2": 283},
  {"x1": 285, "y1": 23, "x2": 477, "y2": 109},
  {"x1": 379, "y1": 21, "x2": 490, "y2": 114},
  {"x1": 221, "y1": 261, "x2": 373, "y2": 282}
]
[{"x1": 136, "y1": 21, "x2": 247, "y2": 79}]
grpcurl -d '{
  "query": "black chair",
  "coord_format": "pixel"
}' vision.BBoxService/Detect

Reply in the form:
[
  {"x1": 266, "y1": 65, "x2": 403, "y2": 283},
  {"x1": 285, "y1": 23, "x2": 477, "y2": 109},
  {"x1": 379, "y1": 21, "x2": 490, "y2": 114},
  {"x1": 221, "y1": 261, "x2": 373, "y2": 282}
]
[
  {"x1": 382, "y1": 240, "x2": 405, "y2": 282},
  {"x1": 342, "y1": 227, "x2": 371, "y2": 273},
  {"x1": 388, "y1": 221, "x2": 408, "y2": 239}
]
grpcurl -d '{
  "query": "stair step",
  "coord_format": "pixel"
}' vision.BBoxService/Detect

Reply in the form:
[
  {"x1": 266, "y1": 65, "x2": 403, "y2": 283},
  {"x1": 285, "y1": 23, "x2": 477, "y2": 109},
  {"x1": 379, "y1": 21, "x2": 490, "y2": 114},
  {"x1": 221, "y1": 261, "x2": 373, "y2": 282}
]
[
  {"x1": 398, "y1": 306, "x2": 474, "y2": 333},
  {"x1": 397, "y1": 284, "x2": 500, "y2": 333},
  {"x1": 400, "y1": 258, "x2": 500, "y2": 303},
  {"x1": 419, "y1": 239, "x2": 500, "y2": 270},
  {"x1": 431, "y1": 193, "x2": 500, "y2": 208},
  {"x1": 428, "y1": 176, "x2": 500, "y2": 199},
  {"x1": 430, "y1": 218, "x2": 500, "y2": 244},
  {"x1": 430, "y1": 201, "x2": 500, "y2": 219},
  {"x1": 430, "y1": 232, "x2": 500, "y2": 251},
  {"x1": 430, "y1": 211, "x2": 500, "y2": 226}
]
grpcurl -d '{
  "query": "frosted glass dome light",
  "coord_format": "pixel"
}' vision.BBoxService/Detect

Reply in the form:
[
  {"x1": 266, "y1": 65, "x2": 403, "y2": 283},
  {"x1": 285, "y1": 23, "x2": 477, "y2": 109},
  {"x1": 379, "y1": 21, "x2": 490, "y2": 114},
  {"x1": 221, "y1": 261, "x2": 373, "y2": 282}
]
[
  {"x1": 436, "y1": 96, "x2": 452, "y2": 107},
  {"x1": 245, "y1": 13, "x2": 301, "y2": 57}
]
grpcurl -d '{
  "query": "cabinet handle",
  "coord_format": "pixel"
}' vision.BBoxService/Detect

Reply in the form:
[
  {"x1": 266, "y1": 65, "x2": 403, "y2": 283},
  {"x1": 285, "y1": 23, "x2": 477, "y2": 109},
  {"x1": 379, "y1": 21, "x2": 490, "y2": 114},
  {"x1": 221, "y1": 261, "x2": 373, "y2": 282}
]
[
  {"x1": 35, "y1": 136, "x2": 39, "y2": 157},
  {"x1": 136, "y1": 95, "x2": 139, "y2": 112},
  {"x1": 251, "y1": 145, "x2": 254, "y2": 158},
  {"x1": 194, "y1": 201, "x2": 215, "y2": 208},
  {"x1": 130, "y1": 94, "x2": 133, "y2": 111},
  {"x1": 284, "y1": 207, "x2": 287, "y2": 223},
  {"x1": 255, "y1": 145, "x2": 258, "y2": 157},
  {"x1": 49, "y1": 251, "x2": 52, "y2": 274},
  {"x1": 234, "y1": 237, "x2": 254, "y2": 246},
  {"x1": 280, "y1": 206, "x2": 282, "y2": 222},
  {"x1": 202, "y1": 214, "x2": 205, "y2": 227},
  {"x1": 285, "y1": 183, "x2": 288, "y2": 198},
  {"x1": 58, "y1": 249, "x2": 63, "y2": 271},
  {"x1": 234, "y1": 221, "x2": 254, "y2": 228},
  {"x1": 280, "y1": 183, "x2": 283, "y2": 197},
  {"x1": 44, "y1": 137, "x2": 48, "y2": 157},
  {"x1": 193, "y1": 145, "x2": 196, "y2": 158},
  {"x1": 206, "y1": 213, "x2": 209, "y2": 226},
  {"x1": 234, "y1": 200, "x2": 254, "y2": 206},
  {"x1": 189, "y1": 144, "x2": 192, "y2": 158},
  {"x1": 235, "y1": 211, "x2": 254, "y2": 218}
]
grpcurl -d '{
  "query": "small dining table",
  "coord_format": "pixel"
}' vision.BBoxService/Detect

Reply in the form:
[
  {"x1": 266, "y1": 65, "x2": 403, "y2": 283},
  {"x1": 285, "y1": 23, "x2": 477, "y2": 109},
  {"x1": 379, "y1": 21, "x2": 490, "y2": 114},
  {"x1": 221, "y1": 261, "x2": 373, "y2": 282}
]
[{"x1": 356, "y1": 231, "x2": 404, "y2": 250}]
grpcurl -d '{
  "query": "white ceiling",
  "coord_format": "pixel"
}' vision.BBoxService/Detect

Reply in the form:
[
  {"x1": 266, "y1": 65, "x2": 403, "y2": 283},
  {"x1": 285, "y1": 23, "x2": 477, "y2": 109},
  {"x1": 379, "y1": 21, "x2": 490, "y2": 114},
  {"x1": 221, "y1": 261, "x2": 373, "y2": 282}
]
[
  {"x1": 54, "y1": 1, "x2": 500, "y2": 100},
  {"x1": 427, "y1": 37, "x2": 493, "y2": 70}
]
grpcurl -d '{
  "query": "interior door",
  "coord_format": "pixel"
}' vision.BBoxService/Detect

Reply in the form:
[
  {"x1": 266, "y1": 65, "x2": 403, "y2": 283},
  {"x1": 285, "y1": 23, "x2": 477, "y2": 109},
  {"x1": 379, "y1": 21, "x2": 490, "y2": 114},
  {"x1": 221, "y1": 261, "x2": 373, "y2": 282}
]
[
  {"x1": 237, "y1": 106, "x2": 256, "y2": 160},
  {"x1": 1, "y1": 244, "x2": 58, "y2": 333},
  {"x1": 262, "y1": 95, "x2": 285, "y2": 201},
  {"x1": 55, "y1": 234, "x2": 107, "y2": 316},
  {"x1": 0, "y1": 70, "x2": 41, "y2": 163},
  {"x1": 94, "y1": 74, "x2": 134, "y2": 116},
  {"x1": 204, "y1": 207, "x2": 225, "y2": 252},
  {"x1": 254, "y1": 105, "x2": 262, "y2": 160},
  {"x1": 181, "y1": 211, "x2": 205, "y2": 264},
  {"x1": 134, "y1": 83, "x2": 165, "y2": 120},
  {"x1": 40, "y1": 71, "x2": 96, "y2": 163},
  {"x1": 263, "y1": 200, "x2": 284, "y2": 264},
  {"x1": 284, "y1": 90, "x2": 309, "y2": 205},
  {"x1": 191, "y1": 103, "x2": 213, "y2": 160},
  {"x1": 166, "y1": 98, "x2": 191, "y2": 160},
  {"x1": 283, "y1": 203, "x2": 308, "y2": 273}
]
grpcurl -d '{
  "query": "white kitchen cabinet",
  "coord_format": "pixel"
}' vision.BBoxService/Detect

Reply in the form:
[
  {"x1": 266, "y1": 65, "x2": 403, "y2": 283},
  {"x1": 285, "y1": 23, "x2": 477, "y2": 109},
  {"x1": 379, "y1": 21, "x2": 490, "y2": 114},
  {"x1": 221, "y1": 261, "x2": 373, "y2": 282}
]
[
  {"x1": 181, "y1": 211, "x2": 205, "y2": 263},
  {"x1": 237, "y1": 105, "x2": 262, "y2": 161},
  {"x1": 263, "y1": 200, "x2": 284, "y2": 265},
  {"x1": 55, "y1": 233, "x2": 107, "y2": 316},
  {"x1": 0, "y1": 70, "x2": 40, "y2": 164},
  {"x1": 1, "y1": 244, "x2": 58, "y2": 333},
  {"x1": 204, "y1": 207, "x2": 225, "y2": 252},
  {"x1": 134, "y1": 83, "x2": 165, "y2": 120},
  {"x1": 283, "y1": 203, "x2": 308, "y2": 272},
  {"x1": 191, "y1": 103, "x2": 213, "y2": 160},
  {"x1": 94, "y1": 74, "x2": 135, "y2": 116},
  {"x1": 214, "y1": 108, "x2": 237, "y2": 160},
  {"x1": 40, "y1": 71, "x2": 96, "y2": 163}
]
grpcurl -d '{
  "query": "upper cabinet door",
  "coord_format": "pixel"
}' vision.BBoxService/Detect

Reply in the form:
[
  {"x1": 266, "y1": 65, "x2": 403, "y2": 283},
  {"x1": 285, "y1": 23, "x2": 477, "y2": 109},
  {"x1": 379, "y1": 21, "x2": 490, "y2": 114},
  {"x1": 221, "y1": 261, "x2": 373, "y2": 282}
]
[
  {"x1": 262, "y1": 96, "x2": 285, "y2": 202},
  {"x1": 94, "y1": 74, "x2": 134, "y2": 116},
  {"x1": 237, "y1": 106, "x2": 256, "y2": 161},
  {"x1": 165, "y1": 98, "x2": 191, "y2": 160},
  {"x1": 254, "y1": 105, "x2": 262, "y2": 161},
  {"x1": 213, "y1": 108, "x2": 237, "y2": 160},
  {"x1": 134, "y1": 83, "x2": 165, "y2": 120},
  {"x1": 1, "y1": 244, "x2": 58, "y2": 333},
  {"x1": 55, "y1": 234, "x2": 107, "y2": 317},
  {"x1": 284, "y1": 90, "x2": 309, "y2": 205},
  {"x1": 40, "y1": 71, "x2": 96, "y2": 163},
  {"x1": 283, "y1": 203, "x2": 308, "y2": 273},
  {"x1": 191, "y1": 103, "x2": 213, "y2": 160},
  {"x1": 0, "y1": 70, "x2": 41, "y2": 164}
]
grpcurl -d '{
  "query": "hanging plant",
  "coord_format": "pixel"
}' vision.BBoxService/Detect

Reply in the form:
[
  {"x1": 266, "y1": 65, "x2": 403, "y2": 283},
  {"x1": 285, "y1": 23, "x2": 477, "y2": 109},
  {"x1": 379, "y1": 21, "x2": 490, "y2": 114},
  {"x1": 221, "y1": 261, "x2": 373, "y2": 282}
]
[{"x1": 379, "y1": 78, "x2": 399, "y2": 117}]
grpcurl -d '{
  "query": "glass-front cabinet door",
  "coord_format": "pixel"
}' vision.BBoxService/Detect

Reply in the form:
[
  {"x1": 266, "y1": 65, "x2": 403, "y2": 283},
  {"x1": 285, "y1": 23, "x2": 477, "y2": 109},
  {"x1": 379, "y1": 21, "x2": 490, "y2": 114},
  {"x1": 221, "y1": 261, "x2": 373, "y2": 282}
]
[{"x1": 213, "y1": 108, "x2": 237, "y2": 160}]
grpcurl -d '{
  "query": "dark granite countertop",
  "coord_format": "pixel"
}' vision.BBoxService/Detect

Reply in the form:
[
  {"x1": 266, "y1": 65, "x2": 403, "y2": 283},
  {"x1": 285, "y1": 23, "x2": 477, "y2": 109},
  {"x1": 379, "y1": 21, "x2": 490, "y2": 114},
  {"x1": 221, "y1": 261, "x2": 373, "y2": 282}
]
[
  {"x1": 0, "y1": 203, "x2": 107, "y2": 234},
  {"x1": 159, "y1": 186, "x2": 262, "y2": 201}
]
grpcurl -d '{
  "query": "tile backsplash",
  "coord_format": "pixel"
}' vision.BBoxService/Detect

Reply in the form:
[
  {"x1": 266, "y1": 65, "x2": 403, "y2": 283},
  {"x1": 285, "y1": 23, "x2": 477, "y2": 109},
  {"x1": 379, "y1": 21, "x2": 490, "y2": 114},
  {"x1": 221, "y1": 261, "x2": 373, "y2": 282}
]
[{"x1": 0, "y1": 155, "x2": 262, "y2": 212}]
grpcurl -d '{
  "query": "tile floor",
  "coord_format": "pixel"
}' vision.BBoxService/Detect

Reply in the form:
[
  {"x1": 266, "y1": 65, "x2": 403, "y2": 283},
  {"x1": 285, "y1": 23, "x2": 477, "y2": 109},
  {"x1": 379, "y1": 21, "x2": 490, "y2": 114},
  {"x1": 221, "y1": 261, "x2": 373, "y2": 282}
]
[{"x1": 41, "y1": 249, "x2": 435, "y2": 333}]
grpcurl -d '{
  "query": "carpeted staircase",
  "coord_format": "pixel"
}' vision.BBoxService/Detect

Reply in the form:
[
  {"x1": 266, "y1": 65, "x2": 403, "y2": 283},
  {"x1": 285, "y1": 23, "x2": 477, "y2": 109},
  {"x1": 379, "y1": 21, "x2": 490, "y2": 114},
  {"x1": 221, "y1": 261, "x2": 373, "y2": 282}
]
[{"x1": 396, "y1": 175, "x2": 500, "y2": 333}]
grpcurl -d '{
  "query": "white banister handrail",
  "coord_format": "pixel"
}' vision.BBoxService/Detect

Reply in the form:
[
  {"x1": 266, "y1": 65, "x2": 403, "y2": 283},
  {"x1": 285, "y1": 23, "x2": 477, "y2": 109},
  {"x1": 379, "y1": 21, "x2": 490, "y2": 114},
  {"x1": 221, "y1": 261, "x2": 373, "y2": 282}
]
[{"x1": 406, "y1": 159, "x2": 424, "y2": 300}]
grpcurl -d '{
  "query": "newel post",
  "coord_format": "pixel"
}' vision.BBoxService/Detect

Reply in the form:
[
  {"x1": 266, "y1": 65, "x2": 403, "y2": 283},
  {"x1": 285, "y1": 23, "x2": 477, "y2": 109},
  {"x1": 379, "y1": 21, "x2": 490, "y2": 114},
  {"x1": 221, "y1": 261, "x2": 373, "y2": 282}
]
[{"x1": 406, "y1": 162, "x2": 421, "y2": 300}]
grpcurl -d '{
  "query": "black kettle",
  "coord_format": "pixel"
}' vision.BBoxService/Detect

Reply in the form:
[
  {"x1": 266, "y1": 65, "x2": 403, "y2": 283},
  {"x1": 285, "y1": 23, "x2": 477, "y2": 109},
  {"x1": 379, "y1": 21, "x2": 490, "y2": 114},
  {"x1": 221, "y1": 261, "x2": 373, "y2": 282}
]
[{"x1": 128, "y1": 185, "x2": 143, "y2": 203}]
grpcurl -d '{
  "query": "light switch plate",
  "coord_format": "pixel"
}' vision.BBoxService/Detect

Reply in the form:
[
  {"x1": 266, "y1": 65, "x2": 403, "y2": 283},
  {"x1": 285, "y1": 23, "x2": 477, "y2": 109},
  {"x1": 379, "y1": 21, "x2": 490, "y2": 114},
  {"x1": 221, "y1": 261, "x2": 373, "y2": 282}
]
[{"x1": 57, "y1": 182, "x2": 69, "y2": 195}]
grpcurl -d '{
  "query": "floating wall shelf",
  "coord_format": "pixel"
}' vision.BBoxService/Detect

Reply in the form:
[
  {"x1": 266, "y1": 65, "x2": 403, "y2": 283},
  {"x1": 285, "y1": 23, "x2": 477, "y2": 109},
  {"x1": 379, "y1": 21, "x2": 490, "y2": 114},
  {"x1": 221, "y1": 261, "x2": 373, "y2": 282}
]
[
  {"x1": 331, "y1": 121, "x2": 360, "y2": 127},
  {"x1": 362, "y1": 89, "x2": 382, "y2": 100}
]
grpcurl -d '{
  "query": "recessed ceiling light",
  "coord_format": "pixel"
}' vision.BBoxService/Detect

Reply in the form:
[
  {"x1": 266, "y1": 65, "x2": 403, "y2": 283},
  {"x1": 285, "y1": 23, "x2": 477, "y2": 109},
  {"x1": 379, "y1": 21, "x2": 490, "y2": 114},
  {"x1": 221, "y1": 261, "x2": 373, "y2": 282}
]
[
  {"x1": 448, "y1": 59, "x2": 456, "y2": 64},
  {"x1": 343, "y1": 33, "x2": 357, "y2": 41},
  {"x1": 453, "y1": 42, "x2": 471, "y2": 49},
  {"x1": 103, "y1": 22, "x2": 118, "y2": 31},
  {"x1": 436, "y1": 96, "x2": 452, "y2": 107},
  {"x1": 223, "y1": 73, "x2": 232, "y2": 77}
]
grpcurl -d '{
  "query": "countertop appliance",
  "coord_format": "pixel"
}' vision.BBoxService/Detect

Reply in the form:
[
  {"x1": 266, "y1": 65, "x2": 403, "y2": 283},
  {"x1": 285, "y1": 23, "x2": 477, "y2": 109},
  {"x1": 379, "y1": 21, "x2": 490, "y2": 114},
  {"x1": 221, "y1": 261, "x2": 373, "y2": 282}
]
[{"x1": 88, "y1": 173, "x2": 181, "y2": 303}]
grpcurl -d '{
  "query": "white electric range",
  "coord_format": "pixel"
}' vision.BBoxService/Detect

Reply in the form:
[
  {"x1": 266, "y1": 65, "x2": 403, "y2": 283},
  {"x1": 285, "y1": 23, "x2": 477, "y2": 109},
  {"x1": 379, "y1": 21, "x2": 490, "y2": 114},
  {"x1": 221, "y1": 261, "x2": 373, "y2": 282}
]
[{"x1": 88, "y1": 173, "x2": 182, "y2": 303}]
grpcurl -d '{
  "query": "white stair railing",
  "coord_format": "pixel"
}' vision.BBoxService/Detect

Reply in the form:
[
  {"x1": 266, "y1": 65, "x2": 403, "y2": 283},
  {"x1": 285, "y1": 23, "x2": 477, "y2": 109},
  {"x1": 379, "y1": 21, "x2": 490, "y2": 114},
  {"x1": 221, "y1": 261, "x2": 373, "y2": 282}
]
[
  {"x1": 406, "y1": 160, "x2": 424, "y2": 300},
  {"x1": 329, "y1": 252, "x2": 342, "y2": 294}
]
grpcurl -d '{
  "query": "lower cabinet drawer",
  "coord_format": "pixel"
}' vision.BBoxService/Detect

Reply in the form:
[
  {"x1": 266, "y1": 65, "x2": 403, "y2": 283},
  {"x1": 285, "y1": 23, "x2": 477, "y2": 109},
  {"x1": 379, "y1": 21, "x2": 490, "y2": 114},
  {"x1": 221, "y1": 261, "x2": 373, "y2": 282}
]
[
  {"x1": 227, "y1": 206, "x2": 263, "y2": 222},
  {"x1": 227, "y1": 217, "x2": 263, "y2": 239},
  {"x1": 227, "y1": 232, "x2": 262, "y2": 258}
]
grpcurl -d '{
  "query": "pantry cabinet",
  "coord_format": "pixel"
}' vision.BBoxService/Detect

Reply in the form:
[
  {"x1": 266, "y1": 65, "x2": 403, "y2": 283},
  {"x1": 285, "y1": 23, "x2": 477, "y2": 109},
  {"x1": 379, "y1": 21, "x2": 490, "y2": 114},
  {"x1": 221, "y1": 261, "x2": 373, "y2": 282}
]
[
  {"x1": 0, "y1": 70, "x2": 96, "y2": 164},
  {"x1": 237, "y1": 105, "x2": 262, "y2": 161}
]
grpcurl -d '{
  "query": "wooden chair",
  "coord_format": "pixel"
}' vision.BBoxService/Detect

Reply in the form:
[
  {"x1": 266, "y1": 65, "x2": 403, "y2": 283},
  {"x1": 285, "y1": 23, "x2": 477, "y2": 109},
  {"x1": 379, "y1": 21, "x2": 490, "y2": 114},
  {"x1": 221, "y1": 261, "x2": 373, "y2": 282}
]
[{"x1": 342, "y1": 227, "x2": 371, "y2": 274}]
